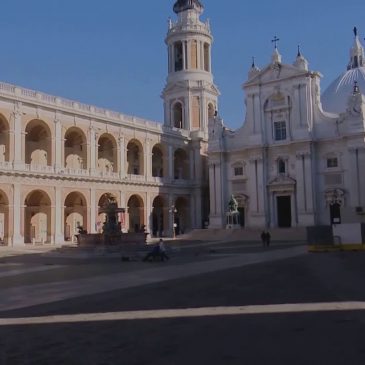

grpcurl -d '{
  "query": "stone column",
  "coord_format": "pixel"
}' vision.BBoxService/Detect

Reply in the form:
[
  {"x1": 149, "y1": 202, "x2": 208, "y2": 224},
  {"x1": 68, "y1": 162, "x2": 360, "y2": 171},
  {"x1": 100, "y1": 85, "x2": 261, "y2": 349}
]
[
  {"x1": 119, "y1": 134, "x2": 125, "y2": 179},
  {"x1": 146, "y1": 193, "x2": 152, "y2": 236},
  {"x1": 54, "y1": 187, "x2": 64, "y2": 243},
  {"x1": 12, "y1": 184, "x2": 24, "y2": 246},
  {"x1": 189, "y1": 150, "x2": 195, "y2": 180},
  {"x1": 168, "y1": 145, "x2": 174, "y2": 180},
  {"x1": 193, "y1": 189, "x2": 202, "y2": 229},
  {"x1": 89, "y1": 126, "x2": 96, "y2": 174},
  {"x1": 90, "y1": 189, "x2": 96, "y2": 234},
  {"x1": 168, "y1": 194, "x2": 175, "y2": 237},
  {"x1": 54, "y1": 118, "x2": 62, "y2": 171},
  {"x1": 13, "y1": 110, "x2": 23, "y2": 170},
  {"x1": 144, "y1": 139, "x2": 151, "y2": 180}
]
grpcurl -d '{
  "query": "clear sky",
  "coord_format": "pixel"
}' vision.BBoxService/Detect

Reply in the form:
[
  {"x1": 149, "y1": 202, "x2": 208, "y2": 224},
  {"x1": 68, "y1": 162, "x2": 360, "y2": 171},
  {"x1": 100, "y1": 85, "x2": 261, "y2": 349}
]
[{"x1": 1, "y1": 0, "x2": 364, "y2": 129}]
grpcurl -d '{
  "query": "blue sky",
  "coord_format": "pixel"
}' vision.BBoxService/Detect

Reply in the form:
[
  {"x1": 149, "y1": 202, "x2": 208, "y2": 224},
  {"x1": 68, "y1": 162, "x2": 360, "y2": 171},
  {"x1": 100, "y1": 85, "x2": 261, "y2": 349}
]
[{"x1": 1, "y1": 0, "x2": 364, "y2": 129}]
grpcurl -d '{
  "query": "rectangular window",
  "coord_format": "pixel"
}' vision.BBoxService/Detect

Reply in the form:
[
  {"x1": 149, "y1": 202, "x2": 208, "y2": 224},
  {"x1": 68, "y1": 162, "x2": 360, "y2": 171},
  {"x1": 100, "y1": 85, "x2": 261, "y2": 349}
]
[
  {"x1": 327, "y1": 158, "x2": 338, "y2": 168},
  {"x1": 274, "y1": 121, "x2": 287, "y2": 141},
  {"x1": 234, "y1": 167, "x2": 243, "y2": 176}
]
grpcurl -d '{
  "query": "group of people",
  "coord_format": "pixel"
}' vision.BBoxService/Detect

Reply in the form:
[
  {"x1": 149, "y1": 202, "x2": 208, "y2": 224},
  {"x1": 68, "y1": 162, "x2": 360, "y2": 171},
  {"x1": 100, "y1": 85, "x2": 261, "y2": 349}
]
[
  {"x1": 143, "y1": 239, "x2": 170, "y2": 262},
  {"x1": 261, "y1": 230, "x2": 271, "y2": 247}
]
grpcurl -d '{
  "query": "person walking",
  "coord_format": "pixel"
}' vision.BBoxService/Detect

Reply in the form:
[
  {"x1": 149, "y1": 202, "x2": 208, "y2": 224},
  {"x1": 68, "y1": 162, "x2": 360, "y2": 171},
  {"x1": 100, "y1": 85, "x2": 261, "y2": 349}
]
[
  {"x1": 266, "y1": 231, "x2": 271, "y2": 247},
  {"x1": 261, "y1": 231, "x2": 266, "y2": 247},
  {"x1": 159, "y1": 239, "x2": 169, "y2": 261}
]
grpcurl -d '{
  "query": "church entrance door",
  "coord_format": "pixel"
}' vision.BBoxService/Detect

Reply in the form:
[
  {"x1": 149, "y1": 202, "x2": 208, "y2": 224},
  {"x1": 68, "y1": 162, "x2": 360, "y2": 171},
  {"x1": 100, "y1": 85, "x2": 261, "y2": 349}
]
[
  {"x1": 277, "y1": 196, "x2": 291, "y2": 228},
  {"x1": 238, "y1": 207, "x2": 245, "y2": 227}
]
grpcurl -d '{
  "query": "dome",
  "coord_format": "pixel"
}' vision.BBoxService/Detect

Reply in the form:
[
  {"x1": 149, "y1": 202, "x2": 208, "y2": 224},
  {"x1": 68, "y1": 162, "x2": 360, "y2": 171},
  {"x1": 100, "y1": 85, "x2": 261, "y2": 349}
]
[
  {"x1": 321, "y1": 67, "x2": 365, "y2": 113},
  {"x1": 321, "y1": 28, "x2": 365, "y2": 114}
]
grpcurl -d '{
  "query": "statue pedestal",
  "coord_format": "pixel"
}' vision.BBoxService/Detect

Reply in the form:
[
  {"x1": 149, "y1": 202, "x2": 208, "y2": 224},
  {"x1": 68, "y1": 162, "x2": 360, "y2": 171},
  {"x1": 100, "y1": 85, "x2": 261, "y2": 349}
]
[{"x1": 226, "y1": 211, "x2": 241, "y2": 230}]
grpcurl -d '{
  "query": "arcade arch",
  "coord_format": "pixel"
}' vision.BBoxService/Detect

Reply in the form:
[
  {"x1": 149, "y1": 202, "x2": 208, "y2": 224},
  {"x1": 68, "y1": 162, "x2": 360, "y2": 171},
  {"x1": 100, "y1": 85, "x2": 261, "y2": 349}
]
[
  {"x1": 98, "y1": 134, "x2": 117, "y2": 173},
  {"x1": 152, "y1": 144, "x2": 165, "y2": 178},
  {"x1": 24, "y1": 190, "x2": 51, "y2": 244},
  {"x1": 25, "y1": 120, "x2": 52, "y2": 166},
  {"x1": 127, "y1": 140, "x2": 144, "y2": 175},
  {"x1": 64, "y1": 127, "x2": 87, "y2": 170},
  {"x1": 64, "y1": 192, "x2": 87, "y2": 243},
  {"x1": 0, "y1": 116, "x2": 9, "y2": 162},
  {"x1": 0, "y1": 190, "x2": 9, "y2": 245},
  {"x1": 97, "y1": 193, "x2": 118, "y2": 233},
  {"x1": 174, "y1": 197, "x2": 190, "y2": 235},
  {"x1": 152, "y1": 196, "x2": 166, "y2": 237},
  {"x1": 127, "y1": 195, "x2": 144, "y2": 233}
]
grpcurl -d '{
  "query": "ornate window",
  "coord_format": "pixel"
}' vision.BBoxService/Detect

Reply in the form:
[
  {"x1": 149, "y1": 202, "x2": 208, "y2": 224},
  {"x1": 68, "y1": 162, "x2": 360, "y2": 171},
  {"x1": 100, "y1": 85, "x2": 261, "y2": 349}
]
[
  {"x1": 327, "y1": 157, "x2": 338, "y2": 168},
  {"x1": 234, "y1": 167, "x2": 244, "y2": 176},
  {"x1": 274, "y1": 121, "x2": 287, "y2": 141}
]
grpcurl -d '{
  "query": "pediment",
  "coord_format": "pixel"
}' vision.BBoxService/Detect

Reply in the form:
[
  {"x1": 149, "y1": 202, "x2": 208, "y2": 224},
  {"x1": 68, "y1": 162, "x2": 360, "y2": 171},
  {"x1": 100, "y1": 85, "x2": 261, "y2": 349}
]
[
  {"x1": 268, "y1": 175, "x2": 296, "y2": 186},
  {"x1": 244, "y1": 64, "x2": 307, "y2": 87}
]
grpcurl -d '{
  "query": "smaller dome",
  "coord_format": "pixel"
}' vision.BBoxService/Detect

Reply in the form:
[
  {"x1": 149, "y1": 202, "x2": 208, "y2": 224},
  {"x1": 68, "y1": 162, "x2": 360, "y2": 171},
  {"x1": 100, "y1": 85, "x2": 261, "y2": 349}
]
[
  {"x1": 321, "y1": 68, "x2": 365, "y2": 113},
  {"x1": 321, "y1": 28, "x2": 365, "y2": 113},
  {"x1": 173, "y1": 0, "x2": 203, "y2": 14}
]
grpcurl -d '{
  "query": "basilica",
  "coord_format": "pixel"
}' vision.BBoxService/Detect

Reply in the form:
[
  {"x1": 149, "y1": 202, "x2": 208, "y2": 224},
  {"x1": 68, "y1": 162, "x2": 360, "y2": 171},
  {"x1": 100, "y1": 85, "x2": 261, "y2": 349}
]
[
  {"x1": 208, "y1": 24, "x2": 365, "y2": 229},
  {"x1": 0, "y1": 0, "x2": 364, "y2": 246}
]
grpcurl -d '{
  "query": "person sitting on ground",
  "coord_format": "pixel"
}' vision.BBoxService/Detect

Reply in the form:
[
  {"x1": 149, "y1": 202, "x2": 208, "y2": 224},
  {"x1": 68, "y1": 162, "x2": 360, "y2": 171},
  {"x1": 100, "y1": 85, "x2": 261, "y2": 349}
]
[
  {"x1": 158, "y1": 239, "x2": 169, "y2": 261},
  {"x1": 142, "y1": 243, "x2": 161, "y2": 262}
]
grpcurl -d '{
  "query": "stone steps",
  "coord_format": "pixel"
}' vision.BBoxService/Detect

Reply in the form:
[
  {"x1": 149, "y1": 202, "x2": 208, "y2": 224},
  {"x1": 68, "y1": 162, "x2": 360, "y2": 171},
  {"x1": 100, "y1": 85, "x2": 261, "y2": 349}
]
[{"x1": 181, "y1": 227, "x2": 307, "y2": 242}]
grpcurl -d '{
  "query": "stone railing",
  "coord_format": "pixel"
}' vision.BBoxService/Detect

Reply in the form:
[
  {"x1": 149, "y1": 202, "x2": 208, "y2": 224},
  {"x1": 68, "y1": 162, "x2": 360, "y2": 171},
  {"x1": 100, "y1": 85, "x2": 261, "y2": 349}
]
[
  {"x1": 0, "y1": 161, "x2": 13, "y2": 170},
  {"x1": 0, "y1": 162, "x2": 197, "y2": 187},
  {"x1": 168, "y1": 20, "x2": 210, "y2": 35},
  {"x1": 0, "y1": 81, "x2": 163, "y2": 133}
]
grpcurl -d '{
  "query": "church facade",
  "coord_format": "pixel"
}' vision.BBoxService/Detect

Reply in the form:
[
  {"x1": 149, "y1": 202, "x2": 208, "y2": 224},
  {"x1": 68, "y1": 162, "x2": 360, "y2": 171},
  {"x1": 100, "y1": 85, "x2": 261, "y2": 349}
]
[
  {"x1": 0, "y1": 0, "x2": 217, "y2": 245},
  {"x1": 208, "y1": 31, "x2": 365, "y2": 229}
]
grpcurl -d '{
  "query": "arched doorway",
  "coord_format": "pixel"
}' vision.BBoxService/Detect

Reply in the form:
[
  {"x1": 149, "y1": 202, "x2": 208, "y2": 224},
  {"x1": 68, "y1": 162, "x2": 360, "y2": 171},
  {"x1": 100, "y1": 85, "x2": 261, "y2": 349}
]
[
  {"x1": 64, "y1": 127, "x2": 87, "y2": 170},
  {"x1": 174, "y1": 197, "x2": 190, "y2": 235},
  {"x1": 0, "y1": 116, "x2": 10, "y2": 163},
  {"x1": 97, "y1": 193, "x2": 118, "y2": 233},
  {"x1": 25, "y1": 120, "x2": 52, "y2": 166},
  {"x1": 127, "y1": 140, "x2": 144, "y2": 175},
  {"x1": 24, "y1": 190, "x2": 51, "y2": 244},
  {"x1": 0, "y1": 190, "x2": 9, "y2": 245},
  {"x1": 174, "y1": 148, "x2": 189, "y2": 179},
  {"x1": 152, "y1": 144, "x2": 164, "y2": 178},
  {"x1": 64, "y1": 192, "x2": 87, "y2": 243},
  {"x1": 97, "y1": 134, "x2": 117, "y2": 173},
  {"x1": 127, "y1": 195, "x2": 144, "y2": 233},
  {"x1": 152, "y1": 196, "x2": 165, "y2": 237}
]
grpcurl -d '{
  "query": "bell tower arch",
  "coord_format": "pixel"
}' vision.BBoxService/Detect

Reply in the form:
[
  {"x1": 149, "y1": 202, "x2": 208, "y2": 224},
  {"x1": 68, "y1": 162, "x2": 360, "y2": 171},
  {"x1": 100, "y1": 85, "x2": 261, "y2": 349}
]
[{"x1": 162, "y1": 0, "x2": 219, "y2": 134}]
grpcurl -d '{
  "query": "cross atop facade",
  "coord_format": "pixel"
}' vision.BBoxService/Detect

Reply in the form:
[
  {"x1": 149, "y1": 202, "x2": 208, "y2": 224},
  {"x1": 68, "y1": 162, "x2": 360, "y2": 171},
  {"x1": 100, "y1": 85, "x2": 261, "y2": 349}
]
[{"x1": 271, "y1": 36, "x2": 280, "y2": 49}]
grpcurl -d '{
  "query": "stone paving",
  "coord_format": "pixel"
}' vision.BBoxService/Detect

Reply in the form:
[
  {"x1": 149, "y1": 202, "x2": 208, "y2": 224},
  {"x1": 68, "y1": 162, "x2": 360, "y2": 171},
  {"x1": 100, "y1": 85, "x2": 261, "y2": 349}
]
[{"x1": 0, "y1": 242, "x2": 364, "y2": 364}]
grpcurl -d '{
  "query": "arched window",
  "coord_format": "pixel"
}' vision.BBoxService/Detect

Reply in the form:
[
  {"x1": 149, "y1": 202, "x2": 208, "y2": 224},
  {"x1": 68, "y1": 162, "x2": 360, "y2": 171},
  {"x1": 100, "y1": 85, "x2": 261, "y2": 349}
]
[
  {"x1": 173, "y1": 103, "x2": 184, "y2": 129},
  {"x1": 204, "y1": 43, "x2": 210, "y2": 72},
  {"x1": 191, "y1": 40, "x2": 198, "y2": 69},
  {"x1": 174, "y1": 42, "x2": 183, "y2": 71}
]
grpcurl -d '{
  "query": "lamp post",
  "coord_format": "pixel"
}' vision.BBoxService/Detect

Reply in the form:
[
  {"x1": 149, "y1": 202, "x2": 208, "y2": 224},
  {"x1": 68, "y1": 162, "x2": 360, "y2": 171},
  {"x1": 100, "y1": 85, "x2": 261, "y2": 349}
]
[{"x1": 169, "y1": 205, "x2": 177, "y2": 239}]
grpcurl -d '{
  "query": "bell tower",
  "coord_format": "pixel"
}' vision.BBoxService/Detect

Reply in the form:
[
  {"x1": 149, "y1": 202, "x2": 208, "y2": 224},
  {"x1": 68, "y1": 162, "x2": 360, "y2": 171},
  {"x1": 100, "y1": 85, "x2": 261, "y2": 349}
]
[{"x1": 162, "y1": 0, "x2": 219, "y2": 135}]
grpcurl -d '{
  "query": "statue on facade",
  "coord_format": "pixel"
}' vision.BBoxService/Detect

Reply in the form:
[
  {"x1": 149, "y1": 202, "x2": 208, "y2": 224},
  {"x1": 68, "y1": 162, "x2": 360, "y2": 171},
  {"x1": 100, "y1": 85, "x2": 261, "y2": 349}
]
[{"x1": 228, "y1": 194, "x2": 239, "y2": 213}]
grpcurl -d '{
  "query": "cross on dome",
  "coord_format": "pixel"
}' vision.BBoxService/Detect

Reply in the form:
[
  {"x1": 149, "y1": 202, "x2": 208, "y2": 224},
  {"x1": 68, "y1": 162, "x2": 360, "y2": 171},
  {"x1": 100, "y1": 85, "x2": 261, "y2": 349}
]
[{"x1": 271, "y1": 36, "x2": 280, "y2": 49}]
